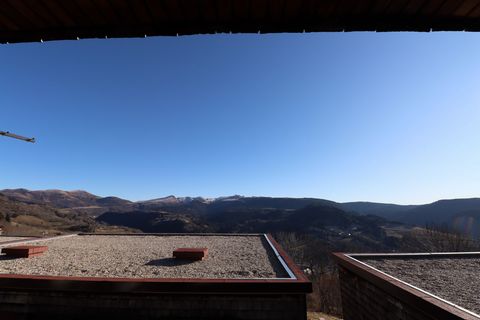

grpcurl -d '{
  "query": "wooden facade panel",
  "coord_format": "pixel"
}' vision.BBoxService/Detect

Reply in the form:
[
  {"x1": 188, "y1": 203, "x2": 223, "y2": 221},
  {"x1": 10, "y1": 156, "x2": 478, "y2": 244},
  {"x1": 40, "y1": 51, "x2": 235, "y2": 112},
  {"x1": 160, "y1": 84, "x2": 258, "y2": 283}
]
[
  {"x1": 161, "y1": 0, "x2": 184, "y2": 23},
  {"x1": 436, "y1": 0, "x2": 465, "y2": 15},
  {"x1": 0, "y1": 290, "x2": 308, "y2": 320},
  {"x1": 39, "y1": 0, "x2": 77, "y2": 27},
  {"x1": 93, "y1": 0, "x2": 122, "y2": 25},
  {"x1": 300, "y1": 0, "x2": 326, "y2": 29},
  {"x1": 127, "y1": 0, "x2": 153, "y2": 25},
  {"x1": 198, "y1": 0, "x2": 217, "y2": 24},
  {"x1": 344, "y1": 0, "x2": 375, "y2": 15},
  {"x1": 50, "y1": 0, "x2": 87, "y2": 26},
  {"x1": 250, "y1": 0, "x2": 268, "y2": 21},
  {"x1": 313, "y1": 0, "x2": 338, "y2": 19},
  {"x1": 73, "y1": 0, "x2": 107, "y2": 25},
  {"x1": 419, "y1": 0, "x2": 448, "y2": 15},
  {"x1": 386, "y1": 0, "x2": 412, "y2": 14},
  {"x1": 5, "y1": 0, "x2": 47, "y2": 28},
  {"x1": 0, "y1": 8, "x2": 21, "y2": 30},
  {"x1": 455, "y1": 0, "x2": 480, "y2": 16},
  {"x1": 178, "y1": 0, "x2": 201, "y2": 23},
  {"x1": 109, "y1": 0, "x2": 136, "y2": 25},
  {"x1": 144, "y1": 0, "x2": 168, "y2": 24},
  {"x1": 2, "y1": 0, "x2": 480, "y2": 43},
  {"x1": 466, "y1": 0, "x2": 480, "y2": 16},
  {"x1": 333, "y1": 0, "x2": 363, "y2": 16},
  {"x1": 232, "y1": 0, "x2": 250, "y2": 20},
  {"x1": 282, "y1": 0, "x2": 304, "y2": 21},
  {"x1": 371, "y1": 0, "x2": 396, "y2": 15},
  {"x1": 0, "y1": 1, "x2": 33, "y2": 30},
  {"x1": 216, "y1": 0, "x2": 233, "y2": 22},
  {"x1": 403, "y1": 0, "x2": 430, "y2": 14}
]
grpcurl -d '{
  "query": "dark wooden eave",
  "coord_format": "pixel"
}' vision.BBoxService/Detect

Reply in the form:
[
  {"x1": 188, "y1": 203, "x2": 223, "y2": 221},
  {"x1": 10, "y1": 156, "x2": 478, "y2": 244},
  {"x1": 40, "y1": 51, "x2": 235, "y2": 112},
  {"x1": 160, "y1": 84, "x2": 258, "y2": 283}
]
[{"x1": 2, "y1": 0, "x2": 480, "y2": 44}]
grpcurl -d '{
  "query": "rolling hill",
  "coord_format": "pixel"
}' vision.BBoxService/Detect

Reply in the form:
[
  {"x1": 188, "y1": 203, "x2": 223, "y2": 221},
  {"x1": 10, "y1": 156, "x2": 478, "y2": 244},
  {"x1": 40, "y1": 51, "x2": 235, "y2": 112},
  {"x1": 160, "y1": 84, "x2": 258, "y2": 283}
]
[
  {"x1": 339, "y1": 202, "x2": 418, "y2": 219},
  {"x1": 0, "y1": 193, "x2": 95, "y2": 235},
  {"x1": 0, "y1": 189, "x2": 132, "y2": 208},
  {"x1": 3, "y1": 188, "x2": 480, "y2": 239}
]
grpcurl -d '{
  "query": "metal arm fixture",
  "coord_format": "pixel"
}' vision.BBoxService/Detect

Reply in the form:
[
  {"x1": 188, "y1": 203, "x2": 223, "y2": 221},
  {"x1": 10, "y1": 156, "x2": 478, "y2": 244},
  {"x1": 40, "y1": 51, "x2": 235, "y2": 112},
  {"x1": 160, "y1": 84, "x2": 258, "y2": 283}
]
[{"x1": 0, "y1": 131, "x2": 35, "y2": 143}]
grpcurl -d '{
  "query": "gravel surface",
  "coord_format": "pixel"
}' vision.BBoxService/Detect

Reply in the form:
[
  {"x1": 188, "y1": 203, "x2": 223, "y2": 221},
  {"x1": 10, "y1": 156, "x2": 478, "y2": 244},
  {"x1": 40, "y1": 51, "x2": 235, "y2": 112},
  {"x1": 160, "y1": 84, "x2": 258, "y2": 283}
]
[
  {"x1": 0, "y1": 235, "x2": 288, "y2": 279},
  {"x1": 0, "y1": 236, "x2": 34, "y2": 243},
  {"x1": 361, "y1": 257, "x2": 480, "y2": 315}
]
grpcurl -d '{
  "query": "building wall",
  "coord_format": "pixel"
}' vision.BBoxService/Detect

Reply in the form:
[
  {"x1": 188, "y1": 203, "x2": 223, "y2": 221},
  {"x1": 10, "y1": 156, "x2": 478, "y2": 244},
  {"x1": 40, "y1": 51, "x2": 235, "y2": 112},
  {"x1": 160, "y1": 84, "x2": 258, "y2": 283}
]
[
  {"x1": 338, "y1": 266, "x2": 438, "y2": 320},
  {"x1": 0, "y1": 289, "x2": 307, "y2": 320}
]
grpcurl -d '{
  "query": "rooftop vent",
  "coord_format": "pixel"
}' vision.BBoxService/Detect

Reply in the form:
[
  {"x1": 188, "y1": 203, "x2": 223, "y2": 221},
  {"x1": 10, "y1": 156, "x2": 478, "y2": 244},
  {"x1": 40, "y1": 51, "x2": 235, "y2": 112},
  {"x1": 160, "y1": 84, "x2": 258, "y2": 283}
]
[
  {"x1": 2, "y1": 245, "x2": 48, "y2": 258},
  {"x1": 173, "y1": 248, "x2": 208, "y2": 261}
]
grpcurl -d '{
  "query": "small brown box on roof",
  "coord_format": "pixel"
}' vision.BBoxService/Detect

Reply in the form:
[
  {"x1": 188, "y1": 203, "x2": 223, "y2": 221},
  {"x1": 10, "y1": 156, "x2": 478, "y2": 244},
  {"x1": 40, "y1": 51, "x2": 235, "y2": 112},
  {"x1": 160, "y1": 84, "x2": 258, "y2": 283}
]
[
  {"x1": 173, "y1": 248, "x2": 208, "y2": 260},
  {"x1": 2, "y1": 245, "x2": 48, "y2": 258}
]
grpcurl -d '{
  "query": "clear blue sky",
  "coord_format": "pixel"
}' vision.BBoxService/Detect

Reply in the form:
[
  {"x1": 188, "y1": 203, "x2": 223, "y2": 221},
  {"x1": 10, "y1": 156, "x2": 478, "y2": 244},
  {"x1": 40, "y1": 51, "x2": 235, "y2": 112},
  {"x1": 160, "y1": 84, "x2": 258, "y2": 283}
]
[{"x1": 1, "y1": 32, "x2": 479, "y2": 204}]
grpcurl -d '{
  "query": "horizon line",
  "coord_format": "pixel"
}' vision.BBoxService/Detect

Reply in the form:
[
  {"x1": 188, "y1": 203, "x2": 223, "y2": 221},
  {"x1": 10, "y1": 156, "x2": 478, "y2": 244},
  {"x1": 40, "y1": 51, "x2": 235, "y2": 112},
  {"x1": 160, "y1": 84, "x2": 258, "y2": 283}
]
[{"x1": 1, "y1": 187, "x2": 479, "y2": 207}]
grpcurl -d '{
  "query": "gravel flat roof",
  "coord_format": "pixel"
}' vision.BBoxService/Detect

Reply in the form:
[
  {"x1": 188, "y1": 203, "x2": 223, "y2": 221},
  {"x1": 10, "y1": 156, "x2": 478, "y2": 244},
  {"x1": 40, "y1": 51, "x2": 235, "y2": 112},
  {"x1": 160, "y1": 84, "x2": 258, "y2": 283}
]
[
  {"x1": 360, "y1": 256, "x2": 480, "y2": 315},
  {"x1": 0, "y1": 234, "x2": 289, "y2": 279},
  {"x1": 0, "y1": 236, "x2": 34, "y2": 243}
]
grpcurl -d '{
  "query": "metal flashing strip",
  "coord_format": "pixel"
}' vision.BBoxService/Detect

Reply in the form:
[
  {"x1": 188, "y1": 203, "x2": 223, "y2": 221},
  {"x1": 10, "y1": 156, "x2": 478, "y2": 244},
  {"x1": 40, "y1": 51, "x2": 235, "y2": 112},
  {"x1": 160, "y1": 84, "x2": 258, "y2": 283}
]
[
  {"x1": 0, "y1": 234, "x2": 78, "y2": 249},
  {"x1": 346, "y1": 254, "x2": 480, "y2": 319},
  {"x1": 349, "y1": 252, "x2": 480, "y2": 258},
  {"x1": 263, "y1": 234, "x2": 297, "y2": 280},
  {"x1": 79, "y1": 232, "x2": 265, "y2": 237}
]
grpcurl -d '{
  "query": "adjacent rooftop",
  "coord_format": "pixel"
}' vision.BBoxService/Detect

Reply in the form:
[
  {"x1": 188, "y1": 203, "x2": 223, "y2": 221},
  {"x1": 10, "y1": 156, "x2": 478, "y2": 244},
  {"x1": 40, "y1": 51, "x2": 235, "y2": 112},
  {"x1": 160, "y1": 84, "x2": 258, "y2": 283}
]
[
  {"x1": 335, "y1": 252, "x2": 480, "y2": 319},
  {"x1": 359, "y1": 254, "x2": 480, "y2": 316}
]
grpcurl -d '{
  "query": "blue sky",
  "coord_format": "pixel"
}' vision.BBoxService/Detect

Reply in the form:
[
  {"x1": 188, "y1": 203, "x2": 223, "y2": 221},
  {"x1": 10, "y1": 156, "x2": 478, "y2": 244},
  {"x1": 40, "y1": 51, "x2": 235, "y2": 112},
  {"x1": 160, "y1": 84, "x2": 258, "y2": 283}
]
[{"x1": 1, "y1": 32, "x2": 479, "y2": 204}]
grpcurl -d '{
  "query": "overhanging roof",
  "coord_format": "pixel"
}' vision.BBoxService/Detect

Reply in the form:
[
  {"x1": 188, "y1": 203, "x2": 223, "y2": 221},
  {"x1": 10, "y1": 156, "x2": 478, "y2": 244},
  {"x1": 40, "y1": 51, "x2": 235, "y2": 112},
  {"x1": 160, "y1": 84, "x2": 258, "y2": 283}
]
[{"x1": 2, "y1": 0, "x2": 480, "y2": 44}]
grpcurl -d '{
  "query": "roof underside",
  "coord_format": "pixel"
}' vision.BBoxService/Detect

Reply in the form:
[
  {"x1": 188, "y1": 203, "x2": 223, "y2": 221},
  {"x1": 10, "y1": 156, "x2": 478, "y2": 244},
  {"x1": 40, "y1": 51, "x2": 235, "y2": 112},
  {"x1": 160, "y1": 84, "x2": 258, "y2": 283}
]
[{"x1": 2, "y1": 0, "x2": 480, "y2": 44}]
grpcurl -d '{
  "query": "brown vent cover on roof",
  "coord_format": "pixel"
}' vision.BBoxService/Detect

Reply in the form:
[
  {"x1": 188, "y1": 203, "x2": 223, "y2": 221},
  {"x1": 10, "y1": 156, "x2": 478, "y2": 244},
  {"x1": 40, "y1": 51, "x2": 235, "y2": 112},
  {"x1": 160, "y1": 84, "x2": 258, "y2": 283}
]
[
  {"x1": 2, "y1": 245, "x2": 48, "y2": 258},
  {"x1": 173, "y1": 248, "x2": 208, "y2": 261}
]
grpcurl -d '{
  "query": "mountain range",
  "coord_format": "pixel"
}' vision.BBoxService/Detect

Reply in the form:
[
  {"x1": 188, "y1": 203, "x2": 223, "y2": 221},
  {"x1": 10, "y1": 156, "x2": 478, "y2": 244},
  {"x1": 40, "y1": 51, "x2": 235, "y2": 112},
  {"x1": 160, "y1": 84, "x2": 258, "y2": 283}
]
[{"x1": 1, "y1": 188, "x2": 480, "y2": 239}]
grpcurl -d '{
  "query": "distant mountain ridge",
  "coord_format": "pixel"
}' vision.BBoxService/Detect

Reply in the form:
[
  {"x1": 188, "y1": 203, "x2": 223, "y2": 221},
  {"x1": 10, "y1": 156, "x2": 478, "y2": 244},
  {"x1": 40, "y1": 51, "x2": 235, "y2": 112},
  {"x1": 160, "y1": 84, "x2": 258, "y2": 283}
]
[
  {"x1": 0, "y1": 192, "x2": 96, "y2": 235},
  {"x1": 397, "y1": 198, "x2": 480, "y2": 232},
  {"x1": 2, "y1": 189, "x2": 480, "y2": 235},
  {"x1": 339, "y1": 202, "x2": 419, "y2": 218},
  {"x1": 138, "y1": 195, "x2": 213, "y2": 205},
  {"x1": 0, "y1": 189, "x2": 132, "y2": 209}
]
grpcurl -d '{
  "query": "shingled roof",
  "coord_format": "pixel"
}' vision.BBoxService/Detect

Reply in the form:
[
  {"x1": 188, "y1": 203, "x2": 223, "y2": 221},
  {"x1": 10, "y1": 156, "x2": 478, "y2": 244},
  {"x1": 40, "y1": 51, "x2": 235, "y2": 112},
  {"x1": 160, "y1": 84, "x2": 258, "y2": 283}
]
[{"x1": 1, "y1": 0, "x2": 480, "y2": 44}]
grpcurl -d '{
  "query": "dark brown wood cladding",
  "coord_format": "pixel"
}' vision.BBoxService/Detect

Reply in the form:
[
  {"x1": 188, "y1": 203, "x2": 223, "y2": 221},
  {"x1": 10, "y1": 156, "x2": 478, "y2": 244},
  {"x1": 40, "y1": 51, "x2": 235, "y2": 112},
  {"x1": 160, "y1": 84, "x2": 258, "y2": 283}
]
[
  {"x1": 333, "y1": 252, "x2": 480, "y2": 320},
  {"x1": 2, "y1": 0, "x2": 480, "y2": 43}
]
